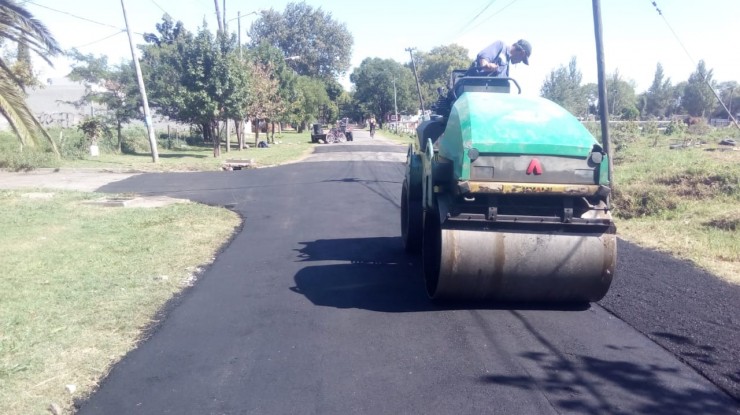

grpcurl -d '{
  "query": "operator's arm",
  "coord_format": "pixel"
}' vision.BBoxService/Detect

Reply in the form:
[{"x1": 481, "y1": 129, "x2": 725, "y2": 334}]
[{"x1": 476, "y1": 41, "x2": 504, "y2": 72}]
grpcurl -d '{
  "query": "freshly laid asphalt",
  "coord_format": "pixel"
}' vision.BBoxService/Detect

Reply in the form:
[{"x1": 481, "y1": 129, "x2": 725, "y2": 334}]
[{"x1": 3, "y1": 132, "x2": 738, "y2": 414}]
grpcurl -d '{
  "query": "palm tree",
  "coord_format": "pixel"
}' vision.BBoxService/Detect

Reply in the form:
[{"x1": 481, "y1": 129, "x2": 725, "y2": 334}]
[{"x1": 0, "y1": 0, "x2": 62, "y2": 155}]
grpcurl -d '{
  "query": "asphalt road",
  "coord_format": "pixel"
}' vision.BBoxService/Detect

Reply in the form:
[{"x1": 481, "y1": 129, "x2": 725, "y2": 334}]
[{"x1": 70, "y1": 132, "x2": 738, "y2": 414}]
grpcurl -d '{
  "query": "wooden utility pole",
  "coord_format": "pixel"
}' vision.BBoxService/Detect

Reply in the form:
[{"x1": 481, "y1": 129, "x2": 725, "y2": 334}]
[
  {"x1": 223, "y1": 0, "x2": 227, "y2": 31},
  {"x1": 592, "y1": 0, "x2": 610, "y2": 185},
  {"x1": 406, "y1": 47, "x2": 425, "y2": 113},
  {"x1": 121, "y1": 0, "x2": 158, "y2": 162},
  {"x1": 214, "y1": 0, "x2": 223, "y2": 32}
]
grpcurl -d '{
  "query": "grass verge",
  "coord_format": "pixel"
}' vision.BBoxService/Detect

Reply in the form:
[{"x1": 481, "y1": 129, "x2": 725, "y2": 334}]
[
  {"x1": 612, "y1": 132, "x2": 739, "y2": 284},
  {"x1": 0, "y1": 190, "x2": 240, "y2": 414},
  {"x1": 0, "y1": 130, "x2": 315, "y2": 172}
]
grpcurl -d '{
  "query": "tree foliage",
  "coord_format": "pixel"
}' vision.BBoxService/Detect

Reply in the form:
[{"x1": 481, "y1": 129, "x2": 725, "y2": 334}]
[
  {"x1": 712, "y1": 81, "x2": 739, "y2": 118},
  {"x1": 248, "y1": 2, "x2": 353, "y2": 80},
  {"x1": 289, "y1": 75, "x2": 330, "y2": 129},
  {"x1": 683, "y1": 60, "x2": 716, "y2": 117},
  {"x1": 140, "y1": 17, "x2": 251, "y2": 156},
  {"x1": 606, "y1": 69, "x2": 638, "y2": 120},
  {"x1": 350, "y1": 57, "x2": 417, "y2": 124},
  {"x1": 414, "y1": 44, "x2": 470, "y2": 107},
  {"x1": 68, "y1": 50, "x2": 140, "y2": 152},
  {"x1": 540, "y1": 57, "x2": 588, "y2": 117},
  {"x1": 0, "y1": 0, "x2": 61, "y2": 154},
  {"x1": 644, "y1": 63, "x2": 673, "y2": 118}
]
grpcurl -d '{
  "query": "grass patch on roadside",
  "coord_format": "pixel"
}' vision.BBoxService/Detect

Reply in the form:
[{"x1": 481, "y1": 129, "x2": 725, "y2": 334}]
[
  {"x1": 375, "y1": 127, "x2": 416, "y2": 146},
  {"x1": 0, "y1": 190, "x2": 240, "y2": 414},
  {"x1": 612, "y1": 131, "x2": 739, "y2": 283},
  {"x1": 0, "y1": 129, "x2": 315, "y2": 172}
]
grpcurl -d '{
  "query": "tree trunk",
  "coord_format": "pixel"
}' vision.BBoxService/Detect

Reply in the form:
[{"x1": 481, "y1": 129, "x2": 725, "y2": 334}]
[
  {"x1": 271, "y1": 120, "x2": 278, "y2": 143},
  {"x1": 234, "y1": 118, "x2": 243, "y2": 150},
  {"x1": 253, "y1": 118, "x2": 260, "y2": 147},
  {"x1": 224, "y1": 118, "x2": 230, "y2": 153},
  {"x1": 117, "y1": 120, "x2": 123, "y2": 153},
  {"x1": 212, "y1": 121, "x2": 221, "y2": 157}
]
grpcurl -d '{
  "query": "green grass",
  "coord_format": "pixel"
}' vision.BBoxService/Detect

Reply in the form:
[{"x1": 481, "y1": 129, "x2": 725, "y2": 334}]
[
  {"x1": 0, "y1": 190, "x2": 240, "y2": 414},
  {"x1": 612, "y1": 130, "x2": 739, "y2": 283},
  {"x1": 376, "y1": 126, "x2": 416, "y2": 146},
  {"x1": 0, "y1": 121, "x2": 737, "y2": 414},
  {"x1": 0, "y1": 128, "x2": 315, "y2": 172}
]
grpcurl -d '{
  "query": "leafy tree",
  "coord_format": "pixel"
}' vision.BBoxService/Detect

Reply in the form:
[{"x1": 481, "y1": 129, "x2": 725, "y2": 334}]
[
  {"x1": 540, "y1": 57, "x2": 588, "y2": 117},
  {"x1": 683, "y1": 60, "x2": 716, "y2": 117},
  {"x1": 289, "y1": 75, "x2": 330, "y2": 131},
  {"x1": 669, "y1": 81, "x2": 688, "y2": 116},
  {"x1": 414, "y1": 44, "x2": 470, "y2": 106},
  {"x1": 139, "y1": 17, "x2": 192, "y2": 124},
  {"x1": 248, "y1": 2, "x2": 353, "y2": 80},
  {"x1": 68, "y1": 50, "x2": 140, "y2": 153},
  {"x1": 350, "y1": 57, "x2": 417, "y2": 126},
  {"x1": 582, "y1": 83, "x2": 599, "y2": 117},
  {"x1": 0, "y1": 0, "x2": 61, "y2": 155},
  {"x1": 142, "y1": 14, "x2": 185, "y2": 46},
  {"x1": 606, "y1": 69, "x2": 638, "y2": 120},
  {"x1": 140, "y1": 19, "x2": 251, "y2": 157},
  {"x1": 712, "y1": 81, "x2": 739, "y2": 119},
  {"x1": 644, "y1": 63, "x2": 673, "y2": 118},
  {"x1": 78, "y1": 116, "x2": 108, "y2": 145}
]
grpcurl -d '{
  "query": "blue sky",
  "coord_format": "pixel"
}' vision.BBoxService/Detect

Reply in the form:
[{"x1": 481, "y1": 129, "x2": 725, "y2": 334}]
[{"x1": 26, "y1": 0, "x2": 740, "y2": 97}]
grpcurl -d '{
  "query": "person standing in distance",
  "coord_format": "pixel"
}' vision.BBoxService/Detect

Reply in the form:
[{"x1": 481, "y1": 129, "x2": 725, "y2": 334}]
[{"x1": 466, "y1": 39, "x2": 532, "y2": 77}]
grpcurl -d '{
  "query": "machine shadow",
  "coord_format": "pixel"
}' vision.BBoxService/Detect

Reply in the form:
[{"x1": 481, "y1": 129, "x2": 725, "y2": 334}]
[{"x1": 291, "y1": 237, "x2": 590, "y2": 313}]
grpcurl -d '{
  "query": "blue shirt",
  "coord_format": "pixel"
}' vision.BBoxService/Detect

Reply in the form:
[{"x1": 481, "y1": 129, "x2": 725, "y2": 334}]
[{"x1": 471, "y1": 41, "x2": 511, "y2": 77}]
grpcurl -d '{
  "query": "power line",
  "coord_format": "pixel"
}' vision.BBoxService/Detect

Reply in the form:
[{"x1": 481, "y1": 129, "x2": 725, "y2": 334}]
[
  {"x1": 150, "y1": 0, "x2": 169, "y2": 16},
  {"x1": 650, "y1": 1, "x2": 739, "y2": 129},
  {"x1": 455, "y1": 0, "x2": 522, "y2": 39},
  {"x1": 454, "y1": 0, "x2": 499, "y2": 36},
  {"x1": 649, "y1": 1, "x2": 695, "y2": 65},
  {"x1": 72, "y1": 30, "x2": 126, "y2": 49},
  {"x1": 467, "y1": 0, "x2": 521, "y2": 33},
  {"x1": 25, "y1": 1, "x2": 122, "y2": 31},
  {"x1": 26, "y1": 1, "x2": 147, "y2": 36}
]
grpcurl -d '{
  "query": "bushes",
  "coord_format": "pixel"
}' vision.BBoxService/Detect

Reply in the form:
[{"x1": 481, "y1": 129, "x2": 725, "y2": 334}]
[
  {"x1": 612, "y1": 184, "x2": 679, "y2": 219},
  {"x1": 664, "y1": 119, "x2": 687, "y2": 136},
  {"x1": 0, "y1": 148, "x2": 60, "y2": 171}
]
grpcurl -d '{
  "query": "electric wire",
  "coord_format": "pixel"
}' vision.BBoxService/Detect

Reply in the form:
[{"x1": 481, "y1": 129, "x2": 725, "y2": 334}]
[
  {"x1": 650, "y1": 0, "x2": 739, "y2": 129},
  {"x1": 453, "y1": 0, "x2": 499, "y2": 37},
  {"x1": 150, "y1": 0, "x2": 169, "y2": 16},
  {"x1": 26, "y1": 1, "x2": 147, "y2": 36},
  {"x1": 466, "y1": 0, "x2": 521, "y2": 33},
  {"x1": 25, "y1": 0, "x2": 122, "y2": 31},
  {"x1": 72, "y1": 30, "x2": 126, "y2": 49}
]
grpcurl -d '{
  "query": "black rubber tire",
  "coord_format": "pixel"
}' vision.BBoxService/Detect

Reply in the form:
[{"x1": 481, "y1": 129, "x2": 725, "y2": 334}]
[
  {"x1": 422, "y1": 205, "x2": 442, "y2": 298},
  {"x1": 401, "y1": 179, "x2": 423, "y2": 254}
]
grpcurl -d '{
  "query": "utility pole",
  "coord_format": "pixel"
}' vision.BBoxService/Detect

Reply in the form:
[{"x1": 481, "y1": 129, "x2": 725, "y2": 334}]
[
  {"x1": 237, "y1": 11, "x2": 241, "y2": 59},
  {"x1": 121, "y1": 0, "x2": 158, "y2": 162},
  {"x1": 214, "y1": 0, "x2": 223, "y2": 32},
  {"x1": 393, "y1": 78, "x2": 398, "y2": 132},
  {"x1": 729, "y1": 87, "x2": 734, "y2": 119},
  {"x1": 591, "y1": 0, "x2": 610, "y2": 187},
  {"x1": 405, "y1": 47, "x2": 425, "y2": 114}
]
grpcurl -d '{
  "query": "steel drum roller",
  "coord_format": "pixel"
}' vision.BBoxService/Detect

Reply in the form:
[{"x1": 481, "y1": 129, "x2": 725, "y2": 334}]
[{"x1": 424, "y1": 226, "x2": 616, "y2": 302}]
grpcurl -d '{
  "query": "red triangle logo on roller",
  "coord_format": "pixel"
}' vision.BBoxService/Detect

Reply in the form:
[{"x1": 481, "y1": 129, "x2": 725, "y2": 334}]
[{"x1": 526, "y1": 158, "x2": 543, "y2": 175}]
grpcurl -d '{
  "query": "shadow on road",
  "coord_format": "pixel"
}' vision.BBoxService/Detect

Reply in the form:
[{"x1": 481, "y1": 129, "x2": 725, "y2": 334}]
[
  {"x1": 480, "y1": 354, "x2": 733, "y2": 415},
  {"x1": 476, "y1": 310, "x2": 739, "y2": 414},
  {"x1": 290, "y1": 237, "x2": 590, "y2": 313}
]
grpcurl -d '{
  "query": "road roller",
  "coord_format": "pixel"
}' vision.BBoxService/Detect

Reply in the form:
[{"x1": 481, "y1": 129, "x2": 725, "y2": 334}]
[{"x1": 401, "y1": 72, "x2": 616, "y2": 303}]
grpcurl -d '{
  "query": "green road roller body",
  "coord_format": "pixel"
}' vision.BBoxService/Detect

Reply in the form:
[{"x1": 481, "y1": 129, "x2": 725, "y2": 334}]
[{"x1": 401, "y1": 74, "x2": 616, "y2": 303}]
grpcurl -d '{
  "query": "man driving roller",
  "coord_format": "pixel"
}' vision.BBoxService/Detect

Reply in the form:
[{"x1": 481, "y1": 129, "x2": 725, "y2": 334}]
[{"x1": 467, "y1": 39, "x2": 532, "y2": 77}]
